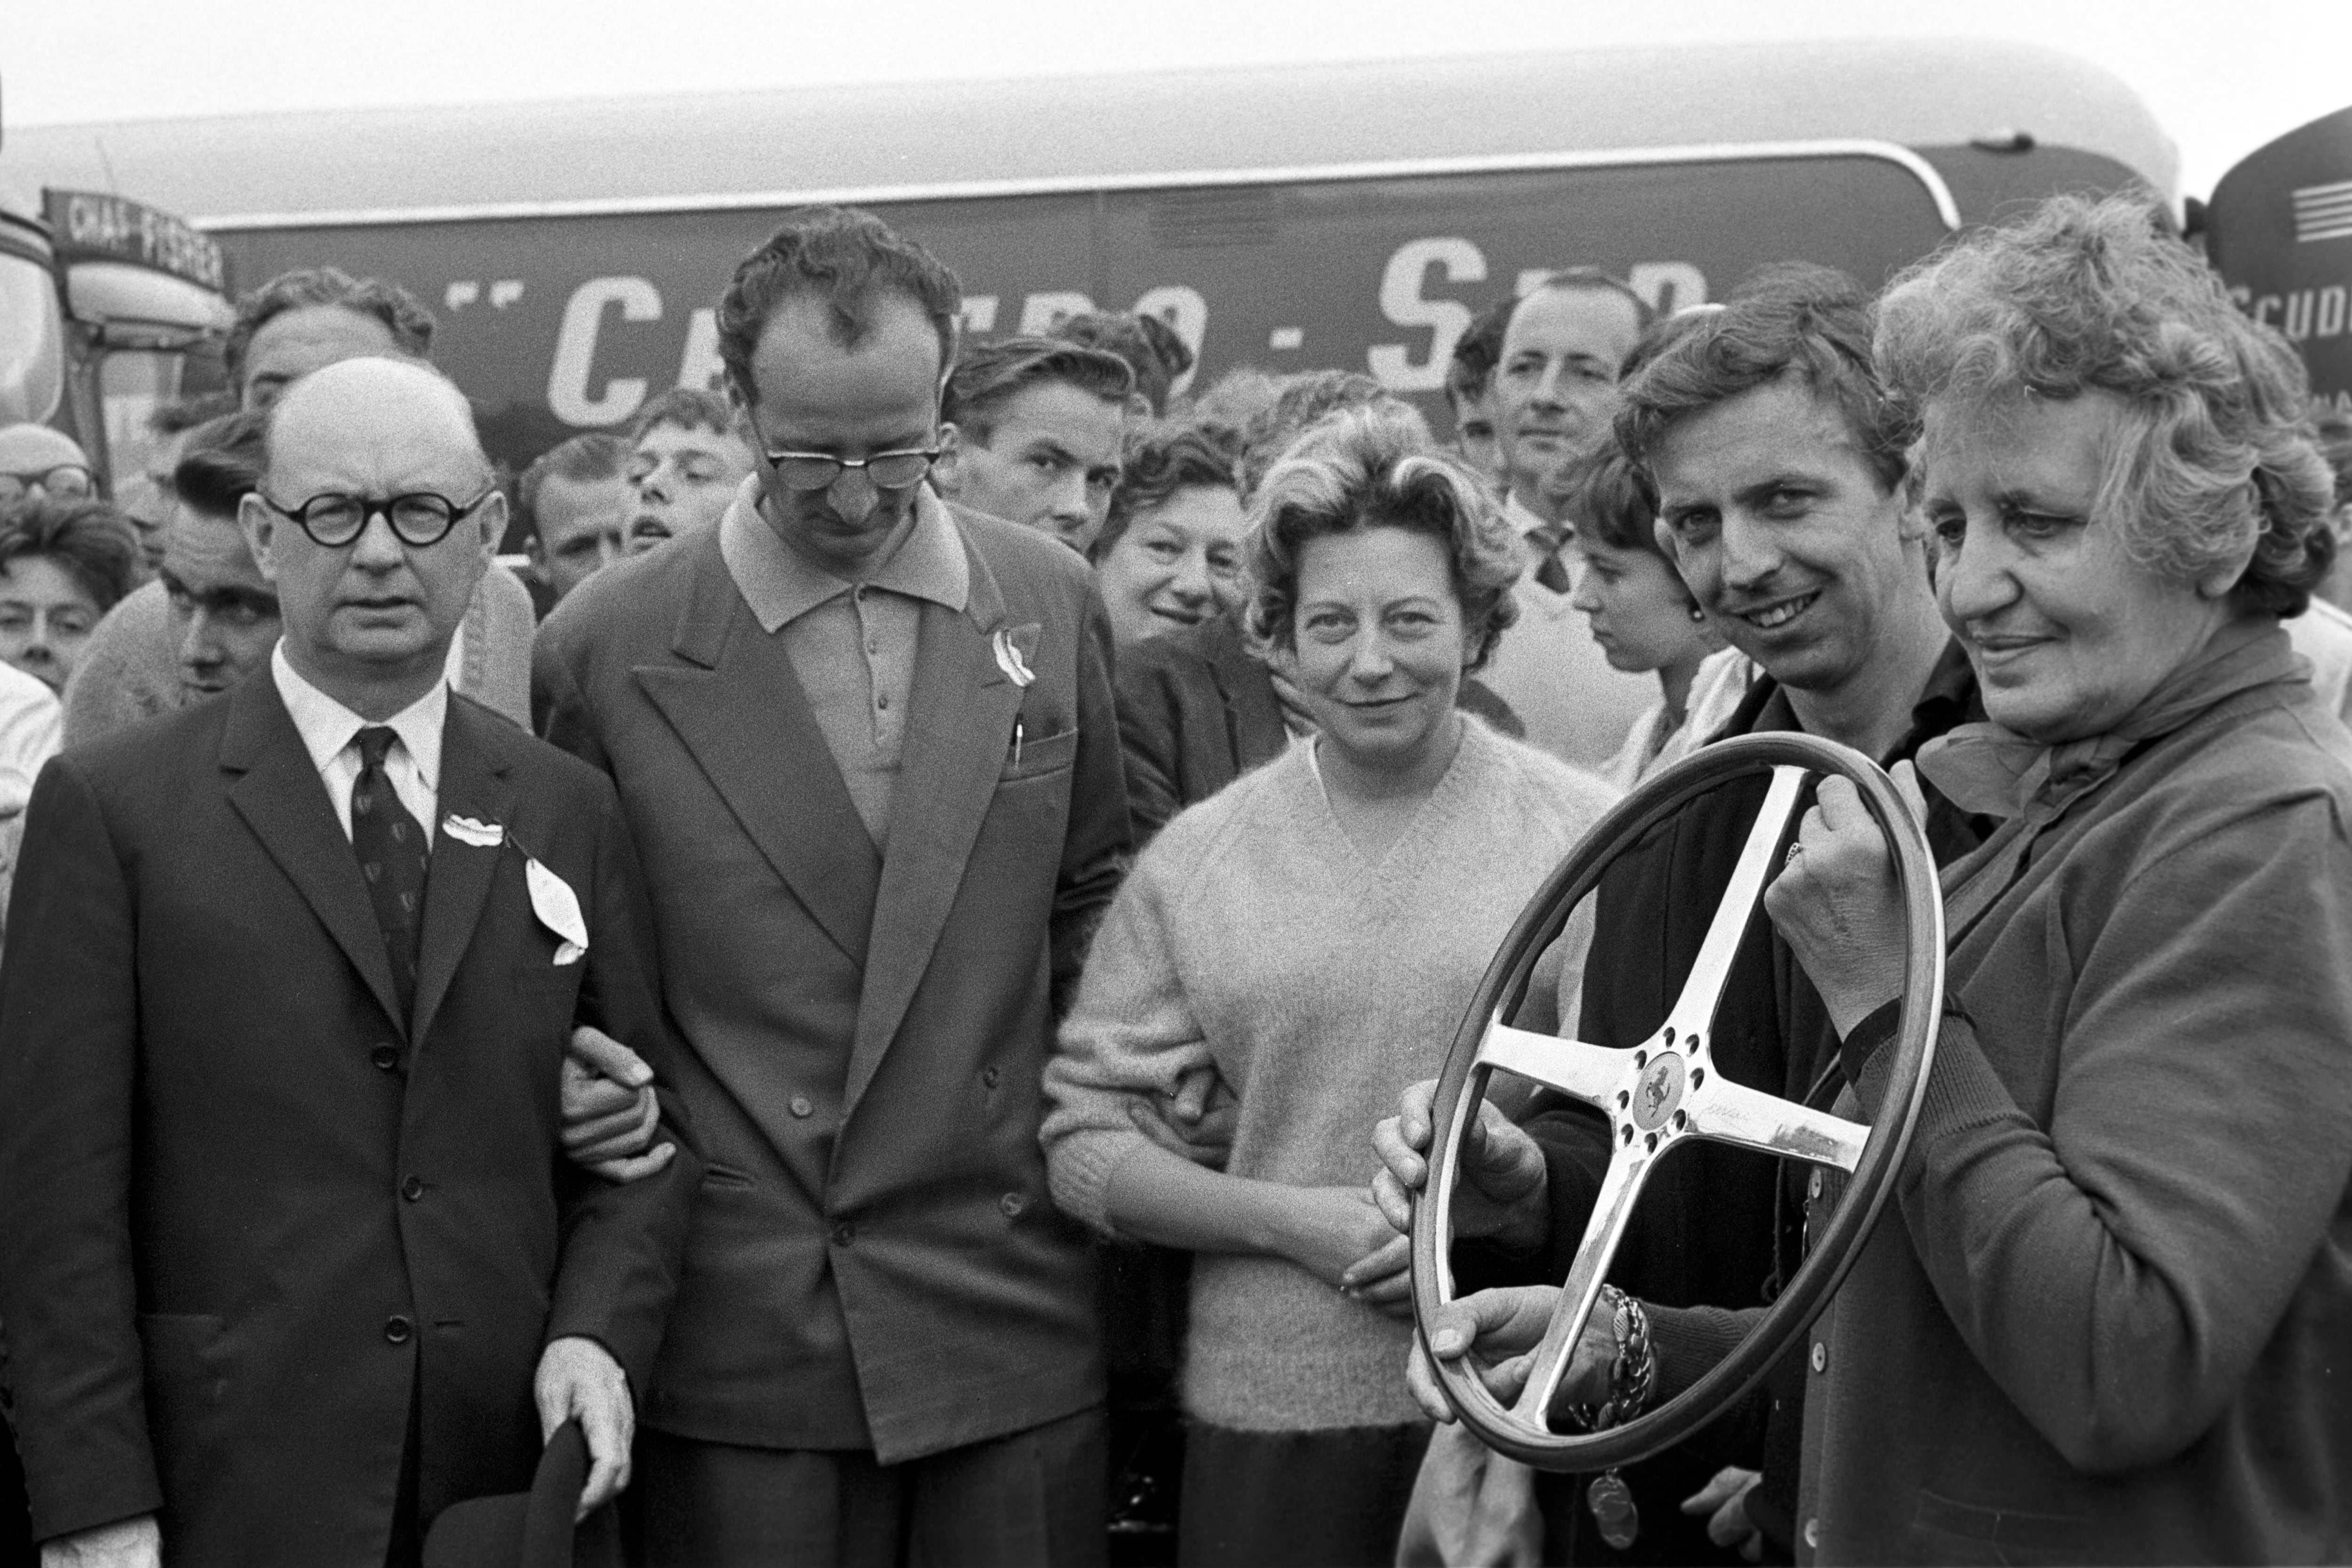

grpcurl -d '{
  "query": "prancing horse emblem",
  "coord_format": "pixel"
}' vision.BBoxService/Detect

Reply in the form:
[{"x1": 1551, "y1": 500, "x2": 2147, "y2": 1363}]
[{"x1": 1631, "y1": 1051, "x2": 1685, "y2": 1132}]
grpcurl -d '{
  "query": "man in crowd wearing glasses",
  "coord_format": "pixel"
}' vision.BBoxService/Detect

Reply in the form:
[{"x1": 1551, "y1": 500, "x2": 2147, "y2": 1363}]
[
  {"x1": 535, "y1": 206, "x2": 1129, "y2": 1566},
  {"x1": 0, "y1": 425, "x2": 97, "y2": 513},
  {"x1": 934, "y1": 335, "x2": 1134, "y2": 552},
  {"x1": 0, "y1": 356, "x2": 697, "y2": 1567}
]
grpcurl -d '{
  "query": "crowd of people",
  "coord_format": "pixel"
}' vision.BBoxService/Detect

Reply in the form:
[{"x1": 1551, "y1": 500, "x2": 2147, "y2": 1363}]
[{"x1": 0, "y1": 183, "x2": 2346, "y2": 1568}]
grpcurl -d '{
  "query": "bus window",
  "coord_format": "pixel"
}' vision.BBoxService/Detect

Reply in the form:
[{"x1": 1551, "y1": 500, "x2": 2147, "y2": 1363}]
[{"x1": 0, "y1": 253, "x2": 65, "y2": 426}]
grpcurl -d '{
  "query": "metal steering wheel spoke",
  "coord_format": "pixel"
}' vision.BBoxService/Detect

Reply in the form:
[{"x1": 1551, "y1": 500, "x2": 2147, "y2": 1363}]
[
  {"x1": 1684, "y1": 1074, "x2": 1869, "y2": 1172},
  {"x1": 1659, "y1": 765, "x2": 1809, "y2": 1042},
  {"x1": 1477, "y1": 1018, "x2": 1627, "y2": 1109},
  {"x1": 1512, "y1": 1142, "x2": 1651, "y2": 1423}
]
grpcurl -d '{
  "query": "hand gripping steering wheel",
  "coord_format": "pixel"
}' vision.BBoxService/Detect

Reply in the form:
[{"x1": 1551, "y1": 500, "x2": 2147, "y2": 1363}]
[{"x1": 1409, "y1": 732, "x2": 1945, "y2": 1471}]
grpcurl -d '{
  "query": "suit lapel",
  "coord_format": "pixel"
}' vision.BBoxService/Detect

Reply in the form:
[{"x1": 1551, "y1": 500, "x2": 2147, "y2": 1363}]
[
  {"x1": 843, "y1": 536, "x2": 1025, "y2": 1113},
  {"x1": 635, "y1": 539, "x2": 882, "y2": 966},
  {"x1": 221, "y1": 676, "x2": 407, "y2": 1036},
  {"x1": 408, "y1": 702, "x2": 517, "y2": 1049}
]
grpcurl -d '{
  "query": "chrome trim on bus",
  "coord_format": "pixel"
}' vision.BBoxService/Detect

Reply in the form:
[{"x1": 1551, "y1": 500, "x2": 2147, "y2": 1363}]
[{"x1": 192, "y1": 138, "x2": 1964, "y2": 234}]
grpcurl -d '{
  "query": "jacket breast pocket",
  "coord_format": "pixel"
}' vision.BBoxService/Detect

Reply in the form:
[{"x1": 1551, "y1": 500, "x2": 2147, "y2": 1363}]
[{"x1": 1000, "y1": 726, "x2": 1078, "y2": 783}]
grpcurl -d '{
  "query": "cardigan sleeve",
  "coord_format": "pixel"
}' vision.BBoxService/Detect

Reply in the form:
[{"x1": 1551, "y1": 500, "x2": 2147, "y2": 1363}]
[
  {"x1": 1853, "y1": 792, "x2": 2352, "y2": 1474},
  {"x1": 1040, "y1": 850, "x2": 1216, "y2": 1233}
]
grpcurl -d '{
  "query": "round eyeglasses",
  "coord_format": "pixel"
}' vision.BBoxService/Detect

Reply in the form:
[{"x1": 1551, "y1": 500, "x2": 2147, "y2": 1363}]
[
  {"x1": 761, "y1": 446, "x2": 942, "y2": 494},
  {"x1": 260, "y1": 487, "x2": 496, "y2": 548},
  {"x1": 0, "y1": 465, "x2": 96, "y2": 503}
]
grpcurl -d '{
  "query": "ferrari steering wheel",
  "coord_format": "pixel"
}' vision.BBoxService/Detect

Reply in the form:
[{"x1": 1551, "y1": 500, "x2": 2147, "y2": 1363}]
[{"x1": 1409, "y1": 732, "x2": 1945, "y2": 1471}]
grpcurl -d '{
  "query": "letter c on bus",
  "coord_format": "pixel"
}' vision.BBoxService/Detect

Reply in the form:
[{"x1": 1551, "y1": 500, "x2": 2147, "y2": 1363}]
[
  {"x1": 1368, "y1": 238, "x2": 1486, "y2": 393},
  {"x1": 548, "y1": 277, "x2": 662, "y2": 427}
]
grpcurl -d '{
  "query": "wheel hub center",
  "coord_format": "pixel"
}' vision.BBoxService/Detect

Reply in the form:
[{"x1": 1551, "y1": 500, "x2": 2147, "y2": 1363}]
[{"x1": 1630, "y1": 1051, "x2": 1686, "y2": 1131}]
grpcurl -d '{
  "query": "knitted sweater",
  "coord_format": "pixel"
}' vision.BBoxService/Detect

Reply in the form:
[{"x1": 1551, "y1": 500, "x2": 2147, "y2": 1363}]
[{"x1": 1043, "y1": 719, "x2": 1619, "y2": 1431}]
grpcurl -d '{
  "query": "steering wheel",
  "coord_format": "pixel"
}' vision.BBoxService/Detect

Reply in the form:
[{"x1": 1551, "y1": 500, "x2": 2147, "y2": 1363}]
[{"x1": 1409, "y1": 732, "x2": 1945, "y2": 1471}]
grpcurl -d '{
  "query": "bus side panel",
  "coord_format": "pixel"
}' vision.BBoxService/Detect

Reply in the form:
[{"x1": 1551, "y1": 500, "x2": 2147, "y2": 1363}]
[{"x1": 213, "y1": 152, "x2": 1956, "y2": 471}]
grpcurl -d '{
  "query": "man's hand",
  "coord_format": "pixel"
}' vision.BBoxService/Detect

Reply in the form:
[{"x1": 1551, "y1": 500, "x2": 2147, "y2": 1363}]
[
  {"x1": 1762, "y1": 764, "x2": 1926, "y2": 1037},
  {"x1": 1373, "y1": 1080, "x2": 1549, "y2": 1252},
  {"x1": 1126, "y1": 1064, "x2": 1237, "y2": 1169},
  {"x1": 562, "y1": 1026, "x2": 674, "y2": 1183},
  {"x1": 534, "y1": 1336, "x2": 635, "y2": 1520},
  {"x1": 1407, "y1": 1284, "x2": 1612, "y2": 1425},
  {"x1": 1681, "y1": 1467, "x2": 1764, "y2": 1562},
  {"x1": 40, "y1": 1514, "x2": 159, "y2": 1568}
]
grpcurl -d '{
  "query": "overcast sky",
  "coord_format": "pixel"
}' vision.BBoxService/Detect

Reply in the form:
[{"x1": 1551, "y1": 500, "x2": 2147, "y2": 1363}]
[{"x1": 7, "y1": 0, "x2": 2346, "y2": 198}]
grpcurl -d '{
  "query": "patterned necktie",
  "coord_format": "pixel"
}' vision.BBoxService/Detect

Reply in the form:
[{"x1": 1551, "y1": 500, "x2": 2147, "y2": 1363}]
[
  {"x1": 1526, "y1": 522, "x2": 1577, "y2": 595},
  {"x1": 350, "y1": 726, "x2": 431, "y2": 1023}
]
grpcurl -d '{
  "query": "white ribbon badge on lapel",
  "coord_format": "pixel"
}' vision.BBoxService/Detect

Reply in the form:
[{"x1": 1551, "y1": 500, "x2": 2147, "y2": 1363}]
[
  {"x1": 442, "y1": 814, "x2": 505, "y2": 848},
  {"x1": 524, "y1": 856, "x2": 589, "y2": 966},
  {"x1": 991, "y1": 627, "x2": 1036, "y2": 689}
]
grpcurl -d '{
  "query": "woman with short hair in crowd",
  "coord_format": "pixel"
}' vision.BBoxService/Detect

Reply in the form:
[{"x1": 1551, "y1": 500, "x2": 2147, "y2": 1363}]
[
  {"x1": 1419, "y1": 189, "x2": 2352, "y2": 1563},
  {"x1": 0, "y1": 498, "x2": 139, "y2": 694},
  {"x1": 1549, "y1": 443, "x2": 1743, "y2": 788},
  {"x1": 1090, "y1": 421, "x2": 1250, "y2": 654},
  {"x1": 1045, "y1": 406, "x2": 1618, "y2": 1567}
]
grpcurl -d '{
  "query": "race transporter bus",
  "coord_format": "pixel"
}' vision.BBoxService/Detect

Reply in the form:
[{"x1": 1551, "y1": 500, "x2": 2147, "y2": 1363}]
[{"x1": 13, "y1": 38, "x2": 2174, "y2": 469}]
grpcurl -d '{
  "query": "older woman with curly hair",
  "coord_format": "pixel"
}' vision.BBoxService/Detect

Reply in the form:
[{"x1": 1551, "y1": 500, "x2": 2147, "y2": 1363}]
[
  {"x1": 1421, "y1": 190, "x2": 2352, "y2": 1563},
  {"x1": 1046, "y1": 405, "x2": 1619, "y2": 1566}
]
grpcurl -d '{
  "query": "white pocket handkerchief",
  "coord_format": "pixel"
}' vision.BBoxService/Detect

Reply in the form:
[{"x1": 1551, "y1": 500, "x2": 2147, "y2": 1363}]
[
  {"x1": 443, "y1": 814, "x2": 505, "y2": 848},
  {"x1": 525, "y1": 856, "x2": 589, "y2": 965}
]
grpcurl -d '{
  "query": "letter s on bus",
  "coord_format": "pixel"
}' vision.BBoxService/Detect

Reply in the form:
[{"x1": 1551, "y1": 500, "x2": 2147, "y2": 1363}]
[
  {"x1": 1367, "y1": 238, "x2": 1486, "y2": 393},
  {"x1": 548, "y1": 277, "x2": 662, "y2": 427}
]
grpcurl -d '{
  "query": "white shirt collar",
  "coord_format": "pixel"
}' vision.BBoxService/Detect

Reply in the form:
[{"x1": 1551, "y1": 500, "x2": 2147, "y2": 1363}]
[{"x1": 270, "y1": 642, "x2": 448, "y2": 790}]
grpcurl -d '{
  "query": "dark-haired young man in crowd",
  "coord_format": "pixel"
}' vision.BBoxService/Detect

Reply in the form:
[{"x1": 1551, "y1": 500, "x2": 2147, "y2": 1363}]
[
  {"x1": 1379, "y1": 266, "x2": 1993, "y2": 1565},
  {"x1": 519, "y1": 432, "x2": 631, "y2": 608},
  {"x1": 935, "y1": 335, "x2": 1134, "y2": 552},
  {"x1": 536, "y1": 205, "x2": 1129, "y2": 1566},
  {"x1": 62, "y1": 266, "x2": 538, "y2": 744},
  {"x1": 1474, "y1": 270, "x2": 1669, "y2": 773},
  {"x1": 622, "y1": 388, "x2": 755, "y2": 558},
  {"x1": 1445, "y1": 298, "x2": 1512, "y2": 490}
]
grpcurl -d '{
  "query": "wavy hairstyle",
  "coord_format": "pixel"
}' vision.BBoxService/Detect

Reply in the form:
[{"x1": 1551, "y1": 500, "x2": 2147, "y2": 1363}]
[
  {"x1": 1615, "y1": 263, "x2": 1916, "y2": 500},
  {"x1": 1243, "y1": 405, "x2": 1521, "y2": 673},
  {"x1": 1875, "y1": 190, "x2": 2334, "y2": 617},
  {"x1": 1090, "y1": 420, "x2": 1242, "y2": 563}
]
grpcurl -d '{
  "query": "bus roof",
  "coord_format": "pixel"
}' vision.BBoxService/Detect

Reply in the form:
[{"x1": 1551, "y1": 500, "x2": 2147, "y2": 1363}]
[{"x1": 10, "y1": 37, "x2": 2174, "y2": 230}]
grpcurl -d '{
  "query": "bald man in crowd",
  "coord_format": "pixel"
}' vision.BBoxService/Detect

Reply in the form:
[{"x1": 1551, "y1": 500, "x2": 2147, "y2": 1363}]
[{"x1": 0, "y1": 357, "x2": 696, "y2": 1567}]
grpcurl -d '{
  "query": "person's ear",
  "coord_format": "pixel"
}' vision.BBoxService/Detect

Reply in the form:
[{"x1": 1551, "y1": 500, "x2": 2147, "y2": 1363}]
[
  {"x1": 473, "y1": 491, "x2": 508, "y2": 564},
  {"x1": 239, "y1": 492, "x2": 283, "y2": 585},
  {"x1": 2194, "y1": 561, "x2": 2243, "y2": 600},
  {"x1": 931, "y1": 424, "x2": 963, "y2": 496}
]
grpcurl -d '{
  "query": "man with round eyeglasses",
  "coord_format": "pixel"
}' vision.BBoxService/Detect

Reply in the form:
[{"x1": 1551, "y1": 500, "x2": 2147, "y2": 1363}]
[
  {"x1": 0, "y1": 356, "x2": 697, "y2": 1568},
  {"x1": 535, "y1": 204, "x2": 1130, "y2": 1566}
]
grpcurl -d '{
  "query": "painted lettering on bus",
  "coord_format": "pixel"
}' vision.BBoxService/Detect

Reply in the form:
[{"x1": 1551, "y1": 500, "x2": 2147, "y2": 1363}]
[
  {"x1": 2240, "y1": 282, "x2": 2352, "y2": 342},
  {"x1": 548, "y1": 276, "x2": 661, "y2": 427},
  {"x1": 1372, "y1": 241, "x2": 1713, "y2": 391}
]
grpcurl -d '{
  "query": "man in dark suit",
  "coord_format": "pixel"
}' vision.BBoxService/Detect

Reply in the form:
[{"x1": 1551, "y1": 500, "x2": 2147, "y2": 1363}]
[
  {"x1": 0, "y1": 357, "x2": 698, "y2": 1568},
  {"x1": 534, "y1": 206, "x2": 1129, "y2": 1565}
]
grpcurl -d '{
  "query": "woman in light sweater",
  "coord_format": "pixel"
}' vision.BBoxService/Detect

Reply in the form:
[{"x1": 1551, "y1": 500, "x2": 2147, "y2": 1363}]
[{"x1": 1042, "y1": 406, "x2": 1619, "y2": 1566}]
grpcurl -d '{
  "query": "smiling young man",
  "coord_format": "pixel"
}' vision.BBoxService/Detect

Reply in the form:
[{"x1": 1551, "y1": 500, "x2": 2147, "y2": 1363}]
[
  {"x1": 935, "y1": 335, "x2": 1133, "y2": 552},
  {"x1": 534, "y1": 206, "x2": 1129, "y2": 1566},
  {"x1": 1380, "y1": 266, "x2": 1994, "y2": 1567}
]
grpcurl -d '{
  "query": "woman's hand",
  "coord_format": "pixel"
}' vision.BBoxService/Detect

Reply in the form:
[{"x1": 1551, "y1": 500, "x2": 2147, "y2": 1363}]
[
  {"x1": 1406, "y1": 1285, "x2": 1613, "y2": 1424},
  {"x1": 1272, "y1": 1185, "x2": 1416, "y2": 1317},
  {"x1": 1680, "y1": 1467, "x2": 1764, "y2": 1562},
  {"x1": 1372, "y1": 1080, "x2": 1550, "y2": 1251},
  {"x1": 1762, "y1": 762, "x2": 1927, "y2": 1037}
]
